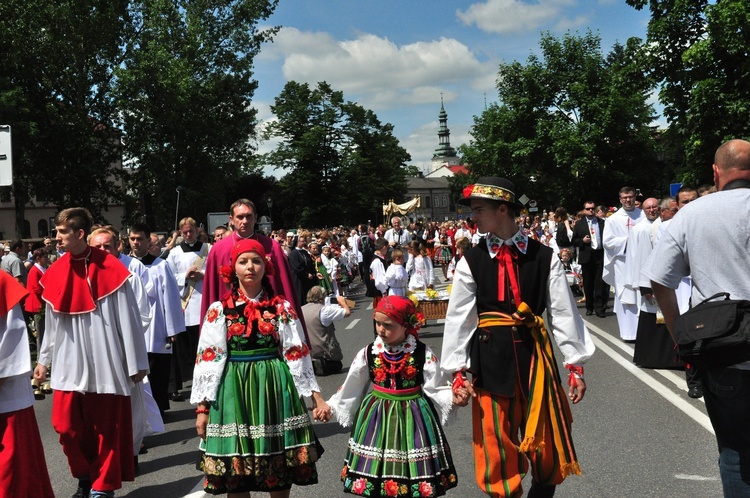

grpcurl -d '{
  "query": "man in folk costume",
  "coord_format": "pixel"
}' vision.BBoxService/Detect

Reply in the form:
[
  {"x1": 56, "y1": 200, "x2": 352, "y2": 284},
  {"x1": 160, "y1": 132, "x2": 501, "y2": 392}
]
[
  {"x1": 34, "y1": 208, "x2": 150, "y2": 498},
  {"x1": 129, "y1": 223, "x2": 186, "y2": 415},
  {"x1": 166, "y1": 217, "x2": 210, "y2": 399},
  {"x1": 441, "y1": 178, "x2": 595, "y2": 498},
  {"x1": 602, "y1": 186, "x2": 645, "y2": 340},
  {"x1": 0, "y1": 270, "x2": 55, "y2": 497},
  {"x1": 201, "y1": 199, "x2": 304, "y2": 331}
]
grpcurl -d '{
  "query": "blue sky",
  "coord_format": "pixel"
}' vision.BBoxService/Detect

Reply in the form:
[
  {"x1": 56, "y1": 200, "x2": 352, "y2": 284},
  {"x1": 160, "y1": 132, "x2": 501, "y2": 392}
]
[{"x1": 252, "y1": 0, "x2": 654, "y2": 175}]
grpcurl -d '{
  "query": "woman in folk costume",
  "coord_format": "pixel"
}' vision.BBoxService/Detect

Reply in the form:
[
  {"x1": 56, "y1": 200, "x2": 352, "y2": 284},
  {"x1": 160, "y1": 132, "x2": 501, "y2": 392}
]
[
  {"x1": 0, "y1": 270, "x2": 54, "y2": 497},
  {"x1": 441, "y1": 178, "x2": 595, "y2": 498},
  {"x1": 191, "y1": 239, "x2": 331, "y2": 497},
  {"x1": 328, "y1": 295, "x2": 460, "y2": 497}
]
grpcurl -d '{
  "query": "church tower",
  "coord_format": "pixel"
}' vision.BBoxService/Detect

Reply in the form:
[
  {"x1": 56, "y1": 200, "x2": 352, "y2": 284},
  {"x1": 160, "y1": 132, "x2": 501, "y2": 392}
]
[{"x1": 430, "y1": 96, "x2": 460, "y2": 172}]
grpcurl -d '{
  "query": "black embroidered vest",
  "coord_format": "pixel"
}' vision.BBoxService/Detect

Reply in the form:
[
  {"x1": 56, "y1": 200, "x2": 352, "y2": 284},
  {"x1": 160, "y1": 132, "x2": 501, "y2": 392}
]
[{"x1": 463, "y1": 238, "x2": 553, "y2": 396}]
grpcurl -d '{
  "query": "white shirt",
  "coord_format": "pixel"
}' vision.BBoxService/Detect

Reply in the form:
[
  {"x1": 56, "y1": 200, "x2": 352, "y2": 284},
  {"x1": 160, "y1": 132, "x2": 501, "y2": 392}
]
[
  {"x1": 327, "y1": 334, "x2": 454, "y2": 428},
  {"x1": 408, "y1": 255, "x2": 434, "y2": 291},
  {"x1": 624, "y1": 218, "x2": 658, "y2": 312},
  {"x1": 191, "y1": 299, "x2": 321, "y2": 403},
  {"x1": 441, "y1": 245, "x2": 595, "y2": 374},
  {"x1": 385, "y1": 264, "x2": 408, "y2": 296},
  {"x1": 0, "y1": 304, "x2": 35, "y2": 413},
  {"x1": 140, "y1": 258, "x2": 186, "y2": 353},
  {"x1": 39, "y1": 283, "x2": 150, "y2": 395},
  {"x1": 384, "y1": 228, "x2": 412, "y2": 247},
  {"x1": 167, "y1": 243, "x2": 210, "y2": 326},
  {"x1": 602, "y1": 207, "x2": 645, "y2": 302}
]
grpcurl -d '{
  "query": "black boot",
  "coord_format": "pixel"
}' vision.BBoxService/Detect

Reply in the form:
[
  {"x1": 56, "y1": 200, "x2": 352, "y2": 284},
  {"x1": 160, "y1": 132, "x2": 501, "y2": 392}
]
[
  {"x1": 72, "y1": 478, "x2": 91, "y2": 498},
  {"x1": 527, "y1": 482, "x2": 556, "y2": 498}
]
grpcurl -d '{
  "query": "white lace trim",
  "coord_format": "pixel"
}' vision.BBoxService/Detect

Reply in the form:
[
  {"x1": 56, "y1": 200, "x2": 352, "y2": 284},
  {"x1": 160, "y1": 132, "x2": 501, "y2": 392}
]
[
  {"x1": 370, "y1": 333, "x2": 416, "y2": 356},
  {"x1": 347, "y1": 438, "x2": 446, "y2": 462},
  {"x1": 190, "y1": 372, "x2": 222, "y2": 404},
  {"x1": 206, "y1": 414, "x2": 312, "y2": 439}
]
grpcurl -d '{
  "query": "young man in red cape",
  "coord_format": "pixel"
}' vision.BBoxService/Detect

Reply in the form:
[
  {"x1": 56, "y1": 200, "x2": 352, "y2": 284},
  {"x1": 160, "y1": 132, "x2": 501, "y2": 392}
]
[{"x1": 34, "y1": 207, "x2": 149, "y2": 498}]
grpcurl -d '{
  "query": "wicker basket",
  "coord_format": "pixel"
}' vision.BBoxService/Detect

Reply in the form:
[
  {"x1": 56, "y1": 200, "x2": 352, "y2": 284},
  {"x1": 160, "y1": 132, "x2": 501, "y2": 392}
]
[{"x1": 416, "y1": 299, "x2": 449, "y2": 320}]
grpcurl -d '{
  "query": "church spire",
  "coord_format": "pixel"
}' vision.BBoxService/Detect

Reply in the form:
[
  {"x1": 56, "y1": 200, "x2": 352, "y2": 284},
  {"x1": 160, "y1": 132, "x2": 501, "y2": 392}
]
[{"x1": 433, "y1": 94, "x2": 457, "y2": 159}]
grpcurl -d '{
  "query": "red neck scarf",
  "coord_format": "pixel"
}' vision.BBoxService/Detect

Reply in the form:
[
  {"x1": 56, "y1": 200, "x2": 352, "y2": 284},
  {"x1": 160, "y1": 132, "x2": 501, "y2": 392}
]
[
  {"x1": 0, "y1": 270, "x2": 29, "y2": 317},
  {"x1": 40, "y1": 246, "x2": 132, "y2": 314}
]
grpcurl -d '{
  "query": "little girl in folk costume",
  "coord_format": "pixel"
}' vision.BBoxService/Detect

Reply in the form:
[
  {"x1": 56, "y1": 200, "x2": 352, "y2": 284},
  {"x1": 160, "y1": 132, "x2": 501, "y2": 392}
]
[
  {"x1": 328, "y1": 295, "x2": 462, "y2": 497},
  {"x1": 191, "y1": 239, "x2": 331, "y2": 497}
]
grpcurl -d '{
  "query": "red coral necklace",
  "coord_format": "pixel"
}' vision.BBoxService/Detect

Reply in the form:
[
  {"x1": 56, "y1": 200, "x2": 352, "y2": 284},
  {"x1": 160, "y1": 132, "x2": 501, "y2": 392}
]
[{"x1": 379, "y1": 351, "x2": 411, "y2": 375}]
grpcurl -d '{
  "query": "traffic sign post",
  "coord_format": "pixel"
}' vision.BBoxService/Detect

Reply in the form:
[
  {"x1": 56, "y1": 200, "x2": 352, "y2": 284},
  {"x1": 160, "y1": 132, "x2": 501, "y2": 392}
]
[{"x1": 0, "y1": 125, "x2": 12, "y2": 187}]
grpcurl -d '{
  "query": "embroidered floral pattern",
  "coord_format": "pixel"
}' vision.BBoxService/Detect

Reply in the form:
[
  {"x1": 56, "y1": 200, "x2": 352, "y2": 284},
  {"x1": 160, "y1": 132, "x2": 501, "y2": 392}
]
[
  {"x1": 200, "y1": 448, "x2": 319, "y2": 494},
  {"x1": 222, "y1": 293, "x2": 287, "y2": 350},
  {"x1": 206, "y1": 307, "x2": 220, "y2": 323},
  {"x1": 285, "y1": 343, "x2": 310, "y2": 361},
  {"x1": 197, "y1": 346, "x2": 226, "y2": 364}
]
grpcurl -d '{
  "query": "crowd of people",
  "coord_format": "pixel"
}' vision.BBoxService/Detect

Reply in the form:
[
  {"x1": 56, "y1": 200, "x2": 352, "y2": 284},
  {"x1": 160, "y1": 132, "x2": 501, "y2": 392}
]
[{"x1": 1, "y1": 139, "x2": 748, "y2": 498}]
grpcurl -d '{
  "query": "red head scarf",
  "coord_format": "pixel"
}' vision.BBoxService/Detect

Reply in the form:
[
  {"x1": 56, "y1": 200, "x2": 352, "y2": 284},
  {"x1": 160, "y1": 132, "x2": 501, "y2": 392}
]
[
  {"x1": 223, "y1": 239, "x2": 275, "y2": 281},
  {"x1": 374, "y1": 295, "x2": 422, "y2": 338}
]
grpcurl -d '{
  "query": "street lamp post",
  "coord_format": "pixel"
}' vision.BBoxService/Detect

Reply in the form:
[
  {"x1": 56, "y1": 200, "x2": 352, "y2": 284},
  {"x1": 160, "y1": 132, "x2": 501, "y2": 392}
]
[
  {"x1": 267, "y1": 197, "x2": 273, "y2": 228},
  {"x1": 174, "y1": 186, "x2": 182, "y2": 231}
]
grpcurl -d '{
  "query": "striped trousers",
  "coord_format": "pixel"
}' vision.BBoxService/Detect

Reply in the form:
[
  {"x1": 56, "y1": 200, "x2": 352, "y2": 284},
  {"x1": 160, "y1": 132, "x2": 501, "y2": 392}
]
[{"x1": 472, "y1": 385, "x2": 565, "y2": 498}]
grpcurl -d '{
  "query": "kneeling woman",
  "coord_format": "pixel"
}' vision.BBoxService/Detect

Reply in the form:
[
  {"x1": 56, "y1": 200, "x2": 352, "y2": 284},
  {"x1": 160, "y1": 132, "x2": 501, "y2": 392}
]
[{"x1": 192, "y1": 239, "x2": 331, "y2": 497}]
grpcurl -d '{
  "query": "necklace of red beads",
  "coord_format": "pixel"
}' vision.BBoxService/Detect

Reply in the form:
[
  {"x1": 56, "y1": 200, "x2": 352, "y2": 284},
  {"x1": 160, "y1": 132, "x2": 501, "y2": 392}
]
[{"x1": 379, "y1": 350, "x2": 411, "y2": 375}]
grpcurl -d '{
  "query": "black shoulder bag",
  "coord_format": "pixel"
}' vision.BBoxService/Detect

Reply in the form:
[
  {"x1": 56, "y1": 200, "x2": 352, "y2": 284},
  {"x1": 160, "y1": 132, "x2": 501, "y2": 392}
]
[{"x1": 673, "y1": 293, "x2": 750, "y2": 369}]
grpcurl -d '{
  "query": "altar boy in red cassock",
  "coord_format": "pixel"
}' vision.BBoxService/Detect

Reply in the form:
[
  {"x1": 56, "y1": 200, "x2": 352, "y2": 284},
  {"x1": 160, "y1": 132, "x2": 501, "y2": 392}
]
[{"x1": 34, "y1": 207, "x2": 150, "y2": 498}]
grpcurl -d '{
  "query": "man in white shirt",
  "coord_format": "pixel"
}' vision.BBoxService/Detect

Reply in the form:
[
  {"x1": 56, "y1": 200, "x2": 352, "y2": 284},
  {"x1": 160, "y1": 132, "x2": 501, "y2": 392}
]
[
  {"x1": 301, "y1": 286, "x2": 351, "y2": 376},
  {"x1": 602, "y1": 186, "x2": 645, "y2": 340},
  {"x1": 35, "y1": 208, "x2": 149, "y2": 498},
  {"x1": 384, "y1": 216, "x2": 412, "y2": 248},
  {"x1": 166, "y1": 217, "x2": 210, "y2": 401},
  {"x1": 647, "y1": 139, "x2": 750, "y2": 495},
  {"x1": 130, "y1": 223, "x2": 186, "y2": 413}
]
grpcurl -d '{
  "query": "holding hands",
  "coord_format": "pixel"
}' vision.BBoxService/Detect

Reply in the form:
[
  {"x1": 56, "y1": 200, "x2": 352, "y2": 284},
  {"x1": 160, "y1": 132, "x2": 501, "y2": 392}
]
[{"x1": 311, "y1": 391, "x2": 333, "y2": 422}]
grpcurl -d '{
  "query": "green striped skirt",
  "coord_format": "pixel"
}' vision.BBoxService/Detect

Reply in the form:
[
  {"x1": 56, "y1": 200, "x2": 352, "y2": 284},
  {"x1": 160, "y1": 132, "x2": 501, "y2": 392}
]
[
  {"x1": 342, "y1": 387, "x2": 458, "y2": 497},
  {"x1": 198, "y1": 348, "x2": 321, "y2": 494}
]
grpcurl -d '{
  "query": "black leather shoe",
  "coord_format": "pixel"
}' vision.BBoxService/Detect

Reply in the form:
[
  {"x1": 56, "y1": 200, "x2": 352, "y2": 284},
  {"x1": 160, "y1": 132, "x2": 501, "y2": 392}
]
[
  {"x1": 585, "y1": 310, "x2": 594, "y2": 316},
  {"x1": 596, "y1": 311, "x2": 606, "y2": 318},
  {"x1": 170, "y1": 391, "x2": 183, "y2": 401},
  {"x1": 72, "y1": 478, "x2": 91, "y2": 498},
  {"x1": 688, "y1": 386, "x2": 704, "y2": 399}
]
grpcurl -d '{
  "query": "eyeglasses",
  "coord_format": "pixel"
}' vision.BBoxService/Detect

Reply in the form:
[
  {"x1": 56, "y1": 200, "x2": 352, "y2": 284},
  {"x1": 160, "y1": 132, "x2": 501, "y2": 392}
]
[{"x1": 584, "y1": 207, "x2": 594, "y2": 211}]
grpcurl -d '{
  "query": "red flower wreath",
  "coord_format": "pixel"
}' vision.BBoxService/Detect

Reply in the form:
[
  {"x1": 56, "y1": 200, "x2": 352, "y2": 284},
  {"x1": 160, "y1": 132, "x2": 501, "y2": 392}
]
[{"x1": 218, "y1": 265, "x2": 234, "y2": 284}]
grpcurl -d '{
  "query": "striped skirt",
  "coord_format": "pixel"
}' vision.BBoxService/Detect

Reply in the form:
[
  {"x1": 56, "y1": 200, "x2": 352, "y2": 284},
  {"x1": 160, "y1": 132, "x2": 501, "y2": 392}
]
[
  {"x1": 342, "y1": 388, "x2": 458, "y2": 497},
  {"x1": 198, "y1": 348, "x2": 321, "y2": 494}
]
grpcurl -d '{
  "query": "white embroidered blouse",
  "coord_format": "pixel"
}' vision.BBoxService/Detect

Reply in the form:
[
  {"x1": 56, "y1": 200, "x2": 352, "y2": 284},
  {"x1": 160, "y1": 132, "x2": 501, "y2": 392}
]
[
  {"x1": 327, "y1": 334, "x2": 454, "y2": 428},
  {"x1": 190, "y1": 297, "x2": 321, "y2": 404}
]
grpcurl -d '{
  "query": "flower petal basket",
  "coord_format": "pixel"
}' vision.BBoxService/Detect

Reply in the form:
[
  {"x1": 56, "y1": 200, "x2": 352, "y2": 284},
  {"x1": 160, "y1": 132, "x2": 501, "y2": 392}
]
[{"x1": 410, "y1": 289, "x2": 451, "y2": 320}]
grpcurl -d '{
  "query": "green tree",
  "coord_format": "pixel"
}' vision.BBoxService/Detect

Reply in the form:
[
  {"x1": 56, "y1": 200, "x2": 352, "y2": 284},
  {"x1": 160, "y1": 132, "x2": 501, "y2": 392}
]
[
  {"x1": 460, "y1": 31, "x2": 663, "y2": 209},
  {"x1": 115, "y1": 0, "x2": 279, "y2": 228},
  {"x1": 0, "y1": 0, "x2": 131, "y2": 235},
  {"x1": 626, "y1": 0, "x2": 750, "y2": 185},
  {"x1": 263, "y1": 81, "x2": 410, "y2": 227}
]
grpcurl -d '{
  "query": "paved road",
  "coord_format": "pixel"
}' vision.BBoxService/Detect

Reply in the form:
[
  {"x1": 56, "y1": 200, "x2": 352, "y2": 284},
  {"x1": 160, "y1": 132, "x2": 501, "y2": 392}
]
[{"x1": 33, "y1": 278, "x2": 722, "y2": 497}]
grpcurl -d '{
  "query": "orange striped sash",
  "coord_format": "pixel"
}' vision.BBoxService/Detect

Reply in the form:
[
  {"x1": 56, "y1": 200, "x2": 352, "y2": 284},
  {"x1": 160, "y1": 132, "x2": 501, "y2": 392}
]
[{"x1": 478, "y1": 303, "x2": 581, "y2": 477}]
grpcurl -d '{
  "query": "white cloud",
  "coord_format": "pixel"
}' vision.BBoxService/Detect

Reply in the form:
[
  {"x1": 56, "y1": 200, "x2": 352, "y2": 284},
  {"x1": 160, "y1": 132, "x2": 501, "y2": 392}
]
[
  {"x1": 267, "y1": 27, "x2": 496, "y2": 110},
  {"x1": 456, "y1": 0, "x2": 583, "y2": 35}
]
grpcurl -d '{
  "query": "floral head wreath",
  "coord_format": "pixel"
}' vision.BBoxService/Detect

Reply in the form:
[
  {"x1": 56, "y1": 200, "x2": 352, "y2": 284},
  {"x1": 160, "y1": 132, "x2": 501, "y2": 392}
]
[
  {"x1": 219, "y1": 239, "x2": 275, "y2": 284},
  {"x1": 374, "y1": 295, "x2": 423, "y2": 338}
]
